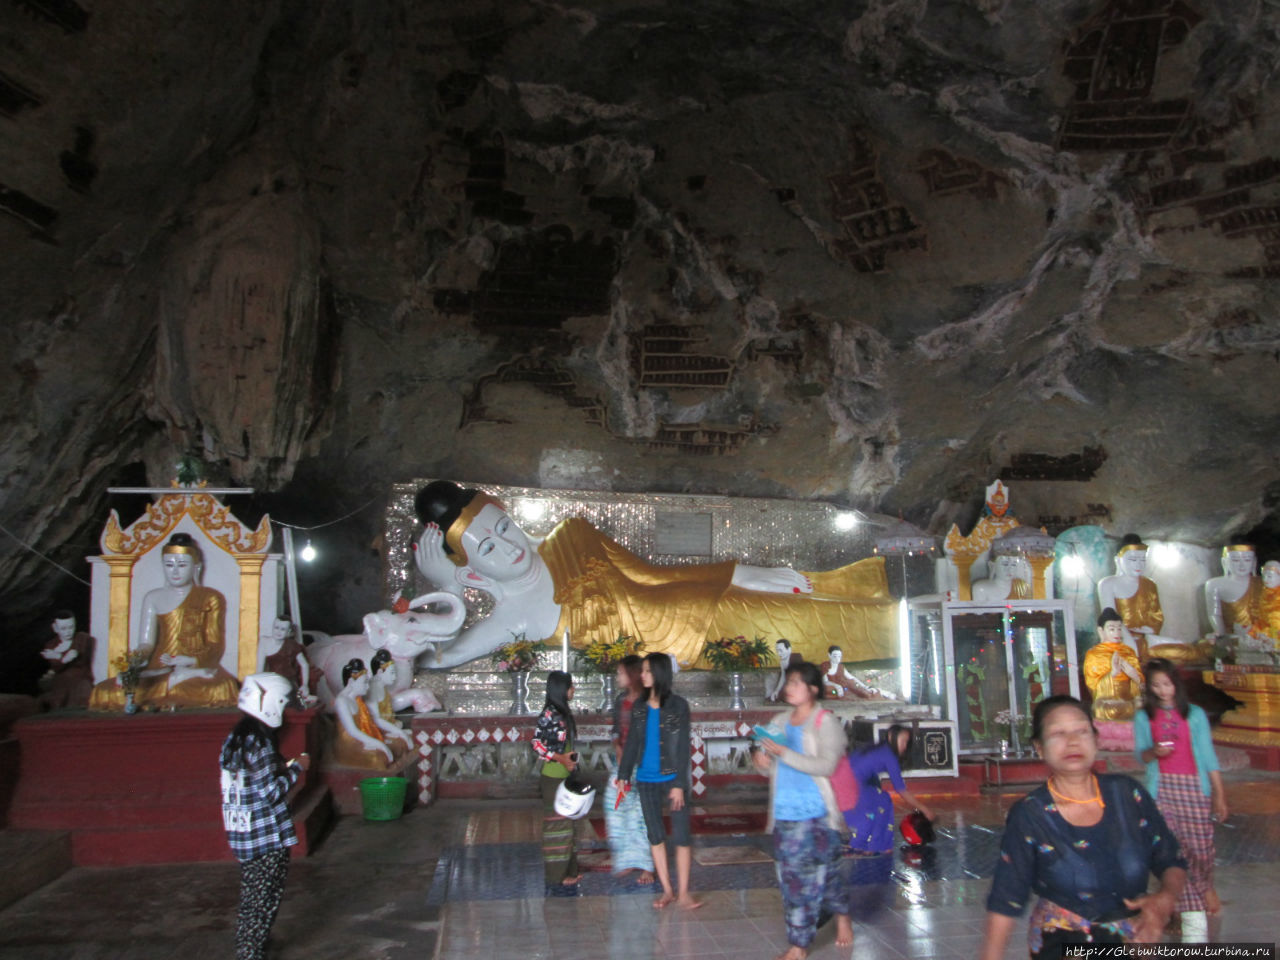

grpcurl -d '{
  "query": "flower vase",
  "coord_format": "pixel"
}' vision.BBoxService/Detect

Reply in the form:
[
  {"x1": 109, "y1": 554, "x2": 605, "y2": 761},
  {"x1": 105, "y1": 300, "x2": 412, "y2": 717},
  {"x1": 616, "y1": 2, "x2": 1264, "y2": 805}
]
[
  {"x1": 510, "y1": 671, "x2": 531, "y2": 715},
  {"x1": 598, "y1": 671, "x2": 616, "y2": 713},
  {"x1": 728, "y1": 671, "x2": 746, "y2": 710},
  {"x1": 124, "y1": 692, "x2": 138, "y2": 715}
]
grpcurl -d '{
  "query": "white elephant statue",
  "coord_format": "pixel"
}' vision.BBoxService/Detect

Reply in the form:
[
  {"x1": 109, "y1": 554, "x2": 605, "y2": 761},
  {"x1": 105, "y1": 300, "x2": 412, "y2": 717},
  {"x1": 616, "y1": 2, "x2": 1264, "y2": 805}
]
[{"x1": 306, "y1": 592, "x2": 465, "y2": 713}]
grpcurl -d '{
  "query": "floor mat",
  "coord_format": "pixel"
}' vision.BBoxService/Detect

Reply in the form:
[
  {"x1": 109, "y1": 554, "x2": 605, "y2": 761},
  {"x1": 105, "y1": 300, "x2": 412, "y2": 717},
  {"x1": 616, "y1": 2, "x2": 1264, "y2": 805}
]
[{"x1": 693, "y1": 845, "x2": 774, "y2": 866}]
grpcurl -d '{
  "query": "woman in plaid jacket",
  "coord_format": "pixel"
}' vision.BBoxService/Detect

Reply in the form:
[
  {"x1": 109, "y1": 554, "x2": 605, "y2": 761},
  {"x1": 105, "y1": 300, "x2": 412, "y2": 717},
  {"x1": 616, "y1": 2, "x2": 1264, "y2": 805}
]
[{"x1": 220, "y1": 673, "x2": 309, "y2": 960}]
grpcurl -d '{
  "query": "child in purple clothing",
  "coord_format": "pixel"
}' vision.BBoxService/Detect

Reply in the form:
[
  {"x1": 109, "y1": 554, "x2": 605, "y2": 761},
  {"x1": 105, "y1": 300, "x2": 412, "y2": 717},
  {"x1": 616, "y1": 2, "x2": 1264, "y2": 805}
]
[{"x1": 844, "y1": 724, "x2": 934, "y2": 855}]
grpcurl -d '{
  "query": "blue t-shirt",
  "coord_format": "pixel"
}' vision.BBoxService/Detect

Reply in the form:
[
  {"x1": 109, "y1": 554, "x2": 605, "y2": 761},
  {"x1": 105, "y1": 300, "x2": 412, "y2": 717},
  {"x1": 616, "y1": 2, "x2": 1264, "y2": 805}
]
[
  {"x1": 772, "y1": 723, "x2": 828, "y2": 822},
  {"x1": 637, "y1": 705, "x2": 675, "y2": 783}
]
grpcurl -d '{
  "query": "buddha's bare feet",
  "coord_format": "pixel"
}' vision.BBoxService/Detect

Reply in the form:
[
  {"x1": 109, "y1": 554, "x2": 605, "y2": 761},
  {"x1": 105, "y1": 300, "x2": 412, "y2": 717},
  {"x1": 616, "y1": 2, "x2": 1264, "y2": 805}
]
[
  {"x1": 675, "y1": 895, "x2": 703, "y2": 911},
  {"x1": 637, "y1": 870, "x2": 654, "y2": 885},
  {"x1": 1206, "y1": 888, "x2": 1221, "y2": 916},
  {"x1": 653, "y1": 892, "x2": 675, "y2": 909},
  {"x1": 835, "y1": 915, "x2": 853, "y2": 947},
  {"x1": 772, "y1": 948, "x2": 807, "y2": 960}
]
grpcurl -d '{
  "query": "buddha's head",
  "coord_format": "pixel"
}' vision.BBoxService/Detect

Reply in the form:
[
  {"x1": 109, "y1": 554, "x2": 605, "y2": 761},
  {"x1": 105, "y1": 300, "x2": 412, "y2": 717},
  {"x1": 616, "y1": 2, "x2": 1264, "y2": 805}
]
[
  {"x1": 827, "y1": 645, "x2": 842, "y2": 667},
  {"x1": 162, "y1": 533, "x2": 202, "y2": 587},
  {"x1": 990, "y1": 554, "x2": 1021, "y2": 582},
  {"x1": 371, "y1": 648, "x2": 397, "y2": 686},
  {"x1": 342, "y1": 658, "x2": 370, "y2": 696},
  {"x1": 1115, "y1": 534, "x2": 1147, "y2": 577},
  {"x1": 1222, "y1": 544, "x2": 1256, "y2": 578},
  {"x1": 415, "y1": 480, "x2": 534, "y2": 584},
  {"x1": 1263, "y1": 560, "x2": 1280, "y2": 590},
  {"x1": 1097, "y1": 607, "x2": 1124, "y2": 645},
  {"x1": 52, "y1": 609, "x2": 75, "y2": 641}
]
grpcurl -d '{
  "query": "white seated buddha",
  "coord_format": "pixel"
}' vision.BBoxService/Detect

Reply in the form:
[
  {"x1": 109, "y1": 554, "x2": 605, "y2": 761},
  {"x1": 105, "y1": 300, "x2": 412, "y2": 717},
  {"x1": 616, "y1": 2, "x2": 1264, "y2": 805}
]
[
  {"x1": 1097, "y1": 534, "x2": 1207, "y2": 664},
  {"x1": 970, "y1": 554, "x2": 1031, "y2": 603},
  {"x1": 1205, "y1": 544, "x2": 1263, "y2": 640}
]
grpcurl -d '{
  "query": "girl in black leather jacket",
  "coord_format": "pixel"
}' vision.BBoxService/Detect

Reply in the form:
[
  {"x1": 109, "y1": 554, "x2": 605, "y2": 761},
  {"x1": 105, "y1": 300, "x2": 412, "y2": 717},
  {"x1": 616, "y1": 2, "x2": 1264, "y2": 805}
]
[{"x1": 618, "y1": 653, "x2": 700, "y2": 910}]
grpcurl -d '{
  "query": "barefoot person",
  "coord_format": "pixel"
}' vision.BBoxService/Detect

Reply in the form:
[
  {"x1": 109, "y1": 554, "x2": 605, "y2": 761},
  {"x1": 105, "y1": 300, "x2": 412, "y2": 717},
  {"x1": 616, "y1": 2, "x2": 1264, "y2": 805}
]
[
  {"x1": 753, "y1": 661, "x2": 854, "y2": 959},
  {"x1": 1134, "y1": 658, "x2": 1228, "y2": 942},
  {"x1": 618, "y1": 653, "x2": 700, "y2": 910},
  {"x1": 531, "y1": 670, "x2": 581, "y2": 895},
  {"x1": 607, "y1": 654, "x2": 654, "y2": 885},
  {"x1": 980, "y1": 695, "x2": 1186, "y2": 959}
]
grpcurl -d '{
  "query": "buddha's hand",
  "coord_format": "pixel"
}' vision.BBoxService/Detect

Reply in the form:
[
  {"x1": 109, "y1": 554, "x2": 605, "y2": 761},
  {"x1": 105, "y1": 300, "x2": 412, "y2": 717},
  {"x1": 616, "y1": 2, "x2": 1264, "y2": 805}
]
[
  {"x1": 160, "y1": 653, "x2": 197, "y2": 668},
  {"x1": 415, "y1": 523, "x2": 459, "y2": 589},
  {"x1": 732, "y1": 565, "x2": 813, "y2": 595}
]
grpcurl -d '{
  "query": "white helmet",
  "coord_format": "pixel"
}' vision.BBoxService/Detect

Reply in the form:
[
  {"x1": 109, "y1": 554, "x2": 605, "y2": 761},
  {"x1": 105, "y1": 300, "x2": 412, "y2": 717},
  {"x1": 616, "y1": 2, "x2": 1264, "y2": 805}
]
[
  {"x1": 238, "y1": 672, "x2": 293, "y2": 728},
  {"x1": 553, "y1": 778, "x2": 596, "y2": 819}
]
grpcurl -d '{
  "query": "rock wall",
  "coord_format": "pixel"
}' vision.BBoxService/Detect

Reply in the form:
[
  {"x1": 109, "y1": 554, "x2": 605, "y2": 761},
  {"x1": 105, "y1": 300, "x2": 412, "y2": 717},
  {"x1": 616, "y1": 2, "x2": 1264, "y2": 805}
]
[{"x1": 2, "y1": 0, "x2": 1279, "y2": 669}]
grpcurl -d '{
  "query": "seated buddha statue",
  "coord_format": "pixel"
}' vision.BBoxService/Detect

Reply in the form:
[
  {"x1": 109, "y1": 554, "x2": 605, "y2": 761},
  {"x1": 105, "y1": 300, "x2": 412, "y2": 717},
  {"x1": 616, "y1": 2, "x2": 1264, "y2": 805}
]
[
  {"x1": 89, "y1": 533, "x2": 240, "y2": 710},
  {"x1": 1082, "y1": 607, "x2": 1144, "y2": 721},
  {"x1": 1244, "y1": 560, "x2": 1280, "y2": 651},
  {"x1": 331, "y1": 658, "x2": 394, "y2": 768},
  {"x1": 970, "y1": 553, "x2": 1031, "y2": 603},
  {"x1": 365, "y1": 649, "x2": 413, "y2": 759},
  {"x1": 1204, "y1": 543, "x2": 1263, "y2": 640},
  {"x1": 1096, "y1": 534, "x2": 1208, "y2": 664},
  {"x1": 412, "y1": 480, "x2": 899, "y2": 670},
  {"x1": 819, "y1": 645, "x2": 885, "y2": 699}
]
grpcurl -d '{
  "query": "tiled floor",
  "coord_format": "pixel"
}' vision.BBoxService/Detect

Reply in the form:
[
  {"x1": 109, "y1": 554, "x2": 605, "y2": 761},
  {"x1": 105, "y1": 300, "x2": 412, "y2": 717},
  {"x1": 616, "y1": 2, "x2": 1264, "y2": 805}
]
[{"x1": 1, "y1": 772, "x2": 1278, "y2": 959}]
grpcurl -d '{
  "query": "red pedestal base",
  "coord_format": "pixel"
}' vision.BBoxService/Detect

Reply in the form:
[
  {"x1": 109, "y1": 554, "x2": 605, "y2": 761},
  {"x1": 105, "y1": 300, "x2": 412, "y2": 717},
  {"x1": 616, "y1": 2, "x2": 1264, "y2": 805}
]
[{"x1": 8, "y1": 708, "x2": 331, "y2": 866}]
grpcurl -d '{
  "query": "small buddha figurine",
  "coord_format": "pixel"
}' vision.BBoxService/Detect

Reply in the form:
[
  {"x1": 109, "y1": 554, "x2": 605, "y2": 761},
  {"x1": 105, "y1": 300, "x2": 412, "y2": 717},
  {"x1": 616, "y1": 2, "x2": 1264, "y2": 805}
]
[
  {"x1": 37, "y1": 609, "x2": 95, "y2": 710},
  {"x1": 819, "y1": 645, "x2": 884, "y2": 699},
  {"x1": 970, "y1": 554, "x2": 1031, "y2": 603},
  {"x1": 261, "y1": 617, "x2": 317, "y2": 708},
  {"x1": 331, "y1": 658, "x2": 394, "y2": 768},
  {"x1": 765, "y1": 638, "x2": 799, "y2": 702},
  {"x1": 1083, "y1": 607, "x2": 1144, "y2": 721},
  {"x1": 365, "y1": 649, "x2": 413, "y2": 758},
  {"x1": 1204, "y1": 543, "x2": 1263, "y2": 639},
  {"x1": 1097, "y1": 534, "x2": 1206, "y2": 664},
  {"x1": 89, "y1": 533, "x2": 240, "y2": 710}
]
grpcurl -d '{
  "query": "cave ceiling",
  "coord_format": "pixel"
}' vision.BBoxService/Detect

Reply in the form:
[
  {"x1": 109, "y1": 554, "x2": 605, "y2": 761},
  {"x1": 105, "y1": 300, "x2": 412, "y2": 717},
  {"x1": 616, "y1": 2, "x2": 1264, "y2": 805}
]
[{"x1": 2, "y1": 0, "x2": 1280, "y2": 636}]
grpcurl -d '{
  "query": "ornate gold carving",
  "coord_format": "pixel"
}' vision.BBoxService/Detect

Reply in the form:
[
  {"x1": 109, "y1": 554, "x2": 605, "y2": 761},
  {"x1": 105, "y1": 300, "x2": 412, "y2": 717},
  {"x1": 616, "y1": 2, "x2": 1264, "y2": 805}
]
[{"x1": 100, "y1": 493, "x2": 271, "y2": 557}]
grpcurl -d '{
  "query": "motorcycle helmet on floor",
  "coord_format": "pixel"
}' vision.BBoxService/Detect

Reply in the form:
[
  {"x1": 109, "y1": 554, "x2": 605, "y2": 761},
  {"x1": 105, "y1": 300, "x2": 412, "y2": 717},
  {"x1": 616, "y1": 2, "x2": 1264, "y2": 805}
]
[{"x1": 900, "y1": 809, "x2": 935, "y2": 846}]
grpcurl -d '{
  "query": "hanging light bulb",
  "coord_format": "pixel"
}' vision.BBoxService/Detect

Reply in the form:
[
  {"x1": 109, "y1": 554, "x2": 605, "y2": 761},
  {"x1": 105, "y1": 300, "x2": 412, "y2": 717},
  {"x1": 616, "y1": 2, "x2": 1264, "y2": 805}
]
[{"x1": 300, "y1": 539, "x2": 317, "y2": 563}]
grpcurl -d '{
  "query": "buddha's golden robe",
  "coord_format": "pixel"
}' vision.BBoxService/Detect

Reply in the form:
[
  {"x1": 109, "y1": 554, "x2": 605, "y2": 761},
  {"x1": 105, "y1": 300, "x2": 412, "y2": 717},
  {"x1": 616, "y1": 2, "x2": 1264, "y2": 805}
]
[
  {"x1": 1253, "y1": 586, "x2": 1280, "y2": 643},
  {"x1": 90, "y1": 585, "x2": 239, "y2": 710},
  {"x1": 539, "y1": 517, "x2": 898, "y2": 668},
  {"x1": 1222, "y1": 577, "x2": 1263, "y2": 631},
  {"x1": 1116, "y1": 577, "x2": 1164, "y2": 639},
  {"x1": 332, "y1": 697, "x2": 393, "y2": 768},
  {"x1": 1083, "y1": 641, "x2": 1143, "y2": 721}
]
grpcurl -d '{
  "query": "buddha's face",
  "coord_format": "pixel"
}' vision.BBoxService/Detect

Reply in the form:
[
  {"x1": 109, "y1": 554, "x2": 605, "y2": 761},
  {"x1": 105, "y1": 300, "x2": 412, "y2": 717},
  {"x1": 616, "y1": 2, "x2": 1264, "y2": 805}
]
[
  {"x1": 1118, "y1": 550, "x2": 1147, "y2": 577},
  {"x1": 162, "y1": 553, "x2": 198, "y2": 587},
  {"x1": 460, "y1": 504, "x2": 533, "y2": 582},
  {"x1": 1225, "y1": 550, "x2": 1256, "y2": 578},
  {"x1": 1264, "y1": 563, "x2": 1280, "y2": 589},
  {"x1": 1098, "y1": 619, "x2": 1125, "y2": 644},
  {"x1": 52, "y1": 617, "x2": 75, "y2": 642},
  {"x1": 346, "y1": 672, "x2": 370, "y2": 697},
  {"x1": 271, "y1": 619, "x2": 292, "y2": 642},
  {"x1": 993, "y1": 555, "x2": 1020, "y2": 581}
]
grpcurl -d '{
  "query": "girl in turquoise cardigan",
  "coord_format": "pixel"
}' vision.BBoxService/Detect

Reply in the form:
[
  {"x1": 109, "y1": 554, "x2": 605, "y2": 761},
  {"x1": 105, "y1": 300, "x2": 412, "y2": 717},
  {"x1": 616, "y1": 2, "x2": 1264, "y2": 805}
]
[{"x1": 1133, "y1": 658, "x2": 1228, "y2": 942}]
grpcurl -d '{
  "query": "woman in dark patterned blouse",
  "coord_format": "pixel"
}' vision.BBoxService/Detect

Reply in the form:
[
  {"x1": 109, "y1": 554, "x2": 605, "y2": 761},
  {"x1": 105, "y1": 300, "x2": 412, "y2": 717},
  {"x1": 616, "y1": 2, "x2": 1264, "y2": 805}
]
[
  {"x1": 980, "y1": 695, "x2": 1186, "y2": 960},
  {"x1": 531, "y1": 670, "x2": 580, "y2": 894}
]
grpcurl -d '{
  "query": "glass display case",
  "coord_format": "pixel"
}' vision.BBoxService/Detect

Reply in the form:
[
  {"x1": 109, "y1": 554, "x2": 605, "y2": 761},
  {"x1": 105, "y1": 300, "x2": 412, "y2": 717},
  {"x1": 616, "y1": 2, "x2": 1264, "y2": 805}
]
[{"x1": 930, "y1": 600, "x2": 1078, "y2": 756}]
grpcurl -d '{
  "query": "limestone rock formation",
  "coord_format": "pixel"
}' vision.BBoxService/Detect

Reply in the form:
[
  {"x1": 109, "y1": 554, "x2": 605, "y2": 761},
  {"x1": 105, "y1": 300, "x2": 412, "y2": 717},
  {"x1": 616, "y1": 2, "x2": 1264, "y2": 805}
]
[{"x1": 2, "y1": 0, "x2": 1280, "y2": 671}]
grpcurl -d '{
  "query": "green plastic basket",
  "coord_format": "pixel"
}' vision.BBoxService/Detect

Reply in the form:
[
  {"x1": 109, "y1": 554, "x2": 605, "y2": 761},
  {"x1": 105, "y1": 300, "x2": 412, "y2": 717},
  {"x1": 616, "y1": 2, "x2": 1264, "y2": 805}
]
[{"x1": 359, "y1": 776, "x2": 408, "y2": 821}]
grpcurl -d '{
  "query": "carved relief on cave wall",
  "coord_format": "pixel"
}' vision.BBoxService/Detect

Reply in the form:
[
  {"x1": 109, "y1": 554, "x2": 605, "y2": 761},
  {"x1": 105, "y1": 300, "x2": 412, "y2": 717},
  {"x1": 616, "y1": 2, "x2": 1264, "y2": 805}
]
[
  {"x1": 1056, "y1": 0, "x2": 1202, "y2": 152},
  {"x1": 828, "y1": 128, "x2": 927, "y2": 274}
]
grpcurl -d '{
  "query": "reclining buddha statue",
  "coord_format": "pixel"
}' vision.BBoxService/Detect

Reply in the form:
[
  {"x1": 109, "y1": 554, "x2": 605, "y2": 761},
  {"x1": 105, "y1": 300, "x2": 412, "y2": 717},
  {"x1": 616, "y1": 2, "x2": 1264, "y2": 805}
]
[{"x1": 411, "y1": 481, "x2": 899, "y2": 670}]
